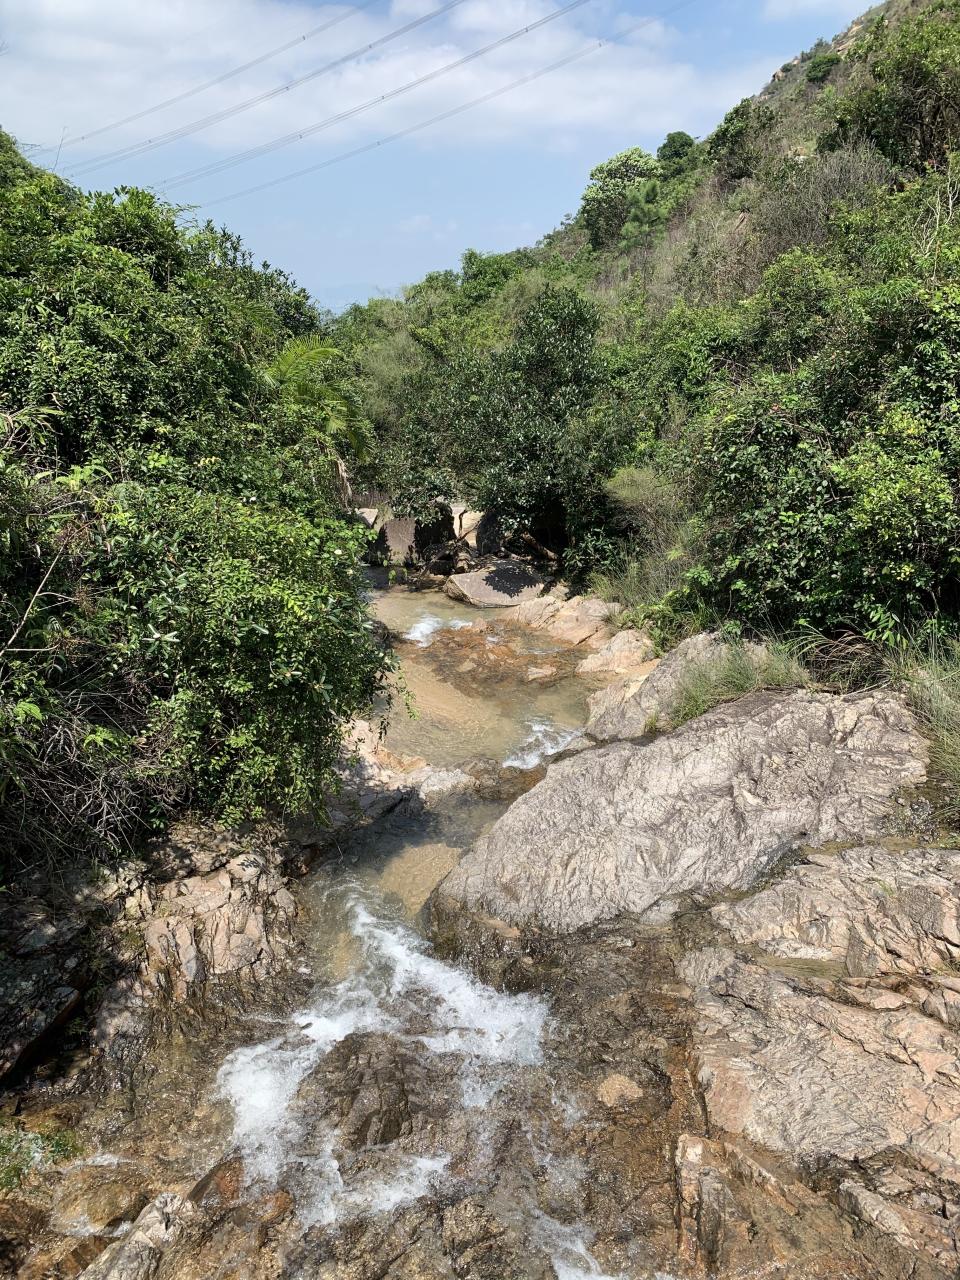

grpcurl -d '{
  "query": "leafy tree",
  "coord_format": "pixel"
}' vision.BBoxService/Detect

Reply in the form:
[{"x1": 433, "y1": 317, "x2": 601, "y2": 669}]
[
  {"x1": 708, "y1": 98, "x2": 774, "y2": 181},
  {"x1": 827, "y1": 1, "x2": 960, "y2": 168},
  {"x1": 657, "y1": 131, "x2": 698, "y2": 177},
  {"x1": 578, "y1": 148, "x2": 661, "y2": 250},
  {"x1": 0, "y1": 131, "x2": 388, "y2": 870}
]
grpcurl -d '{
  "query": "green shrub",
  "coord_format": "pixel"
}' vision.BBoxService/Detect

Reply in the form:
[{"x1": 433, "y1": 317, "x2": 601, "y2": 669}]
[
  {"x1": 0, "y1": 132, "x2": 388, "y2": 870},
  {"x1": 806, "y1": 51, "x2": 841, "y2": 84},
  {"x1": 891, "y1": 636, "x2": 960, "y2": 826},
  {"x1": 708, "y1": 99, "x2": 775, "y2": 182},
  {"x1": 827, "y1": 1, "x2": 960, "y2": 168}
]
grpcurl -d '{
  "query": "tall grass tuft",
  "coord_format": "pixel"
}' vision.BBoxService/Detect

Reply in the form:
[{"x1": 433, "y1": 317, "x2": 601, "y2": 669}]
[
  {"x1": 669, "y1": 642, "x2": 809, "y2": 728},
  {"x1": 889, "y1": 636, "x2": 960, "y2": 826}
]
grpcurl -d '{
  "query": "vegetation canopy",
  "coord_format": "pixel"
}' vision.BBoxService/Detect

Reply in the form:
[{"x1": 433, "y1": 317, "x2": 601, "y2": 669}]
[
  {"x1": 335, "y1": 0, "x2": 960, "y2": 648},
  {"x1": 0, "y1": 133, "x2": 388, "y2": 872}
]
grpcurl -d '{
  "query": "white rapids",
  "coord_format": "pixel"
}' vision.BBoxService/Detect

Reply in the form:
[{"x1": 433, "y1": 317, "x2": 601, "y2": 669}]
[{"x1": 217, "y1": 882, "x2": 547, "y2": 1226}]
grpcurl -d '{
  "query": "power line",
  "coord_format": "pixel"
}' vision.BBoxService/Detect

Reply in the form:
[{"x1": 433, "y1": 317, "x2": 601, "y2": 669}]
[
  {"x1": 161, "y1": 0, "x2": 597, "y2": 191},
  {"x1": 201, "y1": 0, "x2": 700, "y2": 208},
  {"x1": 69, "y1": 0, "x2": 470, "y2": 177},
  {"x1": 37, "y1": 0, "x2": 381, "y2": 154}
]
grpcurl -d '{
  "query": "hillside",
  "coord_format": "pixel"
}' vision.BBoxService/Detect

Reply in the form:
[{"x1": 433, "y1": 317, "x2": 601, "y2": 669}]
[
  {"x1": 2, "y1": 0, "x2": 960, "y2": 868},
  {"x1": 335, "y1": 0, "x2": 960, "y2": 647}
]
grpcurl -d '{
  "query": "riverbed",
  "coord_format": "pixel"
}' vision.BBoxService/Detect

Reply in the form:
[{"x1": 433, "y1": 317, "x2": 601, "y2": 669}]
[{"x1": 207, "y1": 584, "x2": 626, "y2": 1276}]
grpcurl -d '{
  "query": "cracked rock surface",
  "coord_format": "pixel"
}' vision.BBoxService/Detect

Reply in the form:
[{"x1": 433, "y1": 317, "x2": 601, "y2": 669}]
[{"x1": 438, "y1": 688, "x2": 927, "y2": 933}]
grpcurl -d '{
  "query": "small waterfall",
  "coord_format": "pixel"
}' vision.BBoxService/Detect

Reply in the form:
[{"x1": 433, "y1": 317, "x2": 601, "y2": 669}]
[
  {"x1": 217, "y1": 882, "x2": 548, "y2": 1227},
  {"x1": 505, "y1": 718, "x2": 583, "y2": 769}
]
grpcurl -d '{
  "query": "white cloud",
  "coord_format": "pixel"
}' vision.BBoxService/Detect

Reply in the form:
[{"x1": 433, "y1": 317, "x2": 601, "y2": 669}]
[
  {"x1": 0, "y1": 0, "x2": 775, "y2": 200},
  {"x1": 396, "y1": 212, "x2": 458, "y2": 236}
]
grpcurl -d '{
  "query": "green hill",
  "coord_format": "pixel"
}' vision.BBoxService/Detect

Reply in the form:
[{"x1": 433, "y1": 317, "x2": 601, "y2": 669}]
[{"x1": 335, "y1": 0, "x2": 960, "y2": 644}]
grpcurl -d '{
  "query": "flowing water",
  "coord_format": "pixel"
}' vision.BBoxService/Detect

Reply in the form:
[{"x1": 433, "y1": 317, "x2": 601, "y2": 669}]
[
  {"x1": 208, "y1": 585, "x2": 634, "y2": 1277},
  {"x1": 371, "y1": 585, "x2": 592, "y2": 768}
]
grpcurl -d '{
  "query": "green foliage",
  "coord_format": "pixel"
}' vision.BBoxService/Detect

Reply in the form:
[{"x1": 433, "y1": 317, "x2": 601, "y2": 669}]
[
  {"x1": 806, "y1": 50, "x2": 842, "y2": 83},
  {"x1": 341, "y1": 0, "x2": 960, "y2": 649},
  {"x1": 666, "y1": 643, "x2": 809, "y2": 730},
  {"x1": 657, "y1": 131, "x2": 698, "y2": 176},
  {"x1": 578, "y1": 147, "x2": 661, "y2": 250},
  {"x1": 0, "y1": 131, "x2": 388, "y2": 869},
  {"x1": 891, "y1": 634, "x2": 960, "y2": 825},
  {"x1": 708, "y1": 98, "x2": 774, "y2": 181},
  {"x1": 827, "y1": 1, "x2": 960, "y2": 167}
]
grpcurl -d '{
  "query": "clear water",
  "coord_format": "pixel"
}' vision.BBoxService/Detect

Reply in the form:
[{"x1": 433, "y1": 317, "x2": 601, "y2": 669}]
[
  {"x1": 371, "y1": 585, "x2": 592, "y2": 768},
  {"x1": 216, "y1": 877, "x2": 548, "y2": 1226},
  {"x1": 213, "y1": 586, "x2": 631, "y2": 1276}
]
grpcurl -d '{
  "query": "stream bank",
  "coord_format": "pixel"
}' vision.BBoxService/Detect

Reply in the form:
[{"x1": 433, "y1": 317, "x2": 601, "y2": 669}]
[{"x1": 2, "y1": 581, "x2": 957, "y2": 1280}]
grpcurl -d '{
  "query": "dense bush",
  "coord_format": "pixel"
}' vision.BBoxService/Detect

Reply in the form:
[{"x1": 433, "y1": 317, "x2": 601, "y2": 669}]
[
  {"x1": 0, "y1": 135, "x2": 388, "y2": 870},
  {"x1": 340, "y1": 0, "x2": 960, "y2": 644},
  {"x1": 578, "y1": 147, "x2": 661, "y2": 250},
  {"x1": 827, "y1": 0, "x2": 960, "y2": 168}
]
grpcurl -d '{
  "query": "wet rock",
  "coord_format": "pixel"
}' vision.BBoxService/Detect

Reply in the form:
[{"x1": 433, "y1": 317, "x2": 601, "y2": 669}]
[
  {"x1": 444, "y1": 561, "x2": 547, "y2": 608},
  {"x1": 576, "y1": 628, "x2": 656, "y2": 676},
  {"x1": 501, "y1": 593, "x2": 617, "y2": 648},
  {"x1": 79, "y1": 1193, "x2": 195, "y2": 1280},
  {"x1": 315, "y1": 1034, "x2": 448, "y2": 1149},
  {"x1": 0, "y1": 899, "x2": 88, "y2": 1081},
  {"x1": 139, "y1": 852, "x2": 297, "y2": 1002},
  {"x1": 0, "y1": 1196, "x2": 48, "y2": 1276},
  {"x1": 585, "y1": 631, "x2": 767, "y2": 741},
  {"x1": 437, "y1": 689, "x2": 927, "y2": 933},
  {"x1": 595, "y1": 1073, "x2": 644, "y2": 1108}
]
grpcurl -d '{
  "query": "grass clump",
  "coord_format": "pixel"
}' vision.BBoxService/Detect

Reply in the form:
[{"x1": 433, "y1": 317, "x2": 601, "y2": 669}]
[
  {"x1": 669, "y1": 642, "x2": 809, "y2": 728},
  {"x1": 0, "y1": 1120, "x2": 82, "y2": 1191},
  {"x1": 889, "y1": 637, "x2": 960, "y2": 826}
]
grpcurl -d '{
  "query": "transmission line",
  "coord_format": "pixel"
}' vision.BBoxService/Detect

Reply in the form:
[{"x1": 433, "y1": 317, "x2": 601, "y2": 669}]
[
  {"x1": 160, "y1": 0, "x2": 597, "y2": 191},
  {"x1": 37, "y1": 0, "x2": 381, "y2": 154},
  {"x1": 69, "y1": 0, "x2": 470, "y2": 176},
  {"x1": 200, "y1": 0, "x2": 701, "y2": 208}
]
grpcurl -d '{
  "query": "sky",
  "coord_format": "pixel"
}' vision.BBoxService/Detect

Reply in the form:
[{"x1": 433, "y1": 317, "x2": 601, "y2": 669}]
[{"x1": 0, "y1": 0, "x2": 869, "y2": 310}]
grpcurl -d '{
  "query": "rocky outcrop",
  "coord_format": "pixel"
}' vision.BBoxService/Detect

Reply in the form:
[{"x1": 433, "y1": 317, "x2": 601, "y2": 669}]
[
  {"x1": 576, "y1": 627, "x2": 656, "y2": 675},
  {"x1": 444, "y1": 560, "x2": 547, "y2": 608},
  {"x1": 680, "y1": 842, "x2": 960, "y2": 1275},
  {"x1": 501, "y1": 591, "x2": 618, "y2": 647},
  {"x1": 436, "y1": 689, "x2": 927, "y2": 933},
  {"x1": 138, "y1": 852, "x2": 297, "y2": 1002},
  {"x1": 711, "y1": 843, "x2": 960, "y2": 978},
  {"x1": 0, "y1": 901, "x2": 86, "y2": 1081},
  {"x1": 79, "y1": 1194, "x2": 195, "y2": 1280},
  {"x1": 586, "y1": 630, "x2": 767, "y2": 741}
]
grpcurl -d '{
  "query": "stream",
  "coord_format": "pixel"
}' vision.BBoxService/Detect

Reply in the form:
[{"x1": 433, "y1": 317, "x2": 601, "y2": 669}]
[
  {"x1": 13, "y1": 584, "x2": 688, "y2": 1279},
  {"x1": 210, "y1": 585, "x2": 628, "y2": 1277}
]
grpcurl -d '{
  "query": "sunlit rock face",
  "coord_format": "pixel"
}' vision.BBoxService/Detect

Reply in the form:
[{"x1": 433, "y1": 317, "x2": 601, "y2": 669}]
[{"x1": 439, "y1": 688, "x2": 927, "y2": 933}]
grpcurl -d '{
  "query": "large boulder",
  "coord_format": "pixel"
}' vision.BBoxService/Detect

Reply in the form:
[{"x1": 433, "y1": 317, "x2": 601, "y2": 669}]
[
  {"x1": 436, "y1": 689, "x2": 927, "y2": 933},
  {"x1": 444, "y1": 561, "x2": 547, "y2": 608},
  {"x1": 576, "y1": 627, "x2": 656, "y2": 675},
  {"x1": 682, "y1": 843, "x2": 960, "y2": 1274},
  {"x1": 502, "y1": 592, "x2": 618, "y2": 647}
]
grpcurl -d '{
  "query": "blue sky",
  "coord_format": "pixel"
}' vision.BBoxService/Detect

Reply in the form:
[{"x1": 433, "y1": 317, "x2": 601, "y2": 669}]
[{"x1": 1, "y1": 0, "x2": 867, "y2": 309}]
